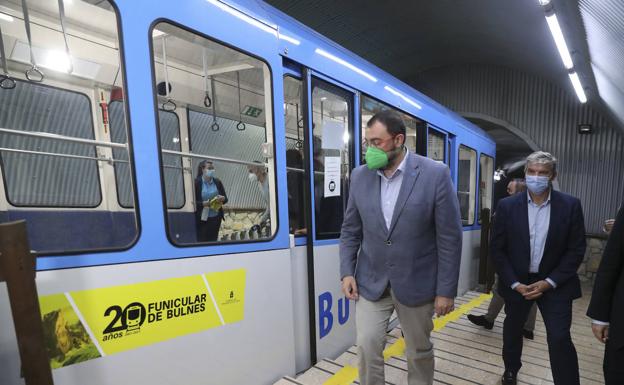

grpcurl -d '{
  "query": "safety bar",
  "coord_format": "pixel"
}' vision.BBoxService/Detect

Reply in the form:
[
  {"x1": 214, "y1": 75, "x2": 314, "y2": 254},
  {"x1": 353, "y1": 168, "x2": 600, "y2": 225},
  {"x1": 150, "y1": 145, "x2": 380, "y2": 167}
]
[
  {"x1": 0, "y1": 127, "x2": 128, "y2": 149},
  {"x1": 162, "y1": 149, "x2": 266, "y2": 168}
]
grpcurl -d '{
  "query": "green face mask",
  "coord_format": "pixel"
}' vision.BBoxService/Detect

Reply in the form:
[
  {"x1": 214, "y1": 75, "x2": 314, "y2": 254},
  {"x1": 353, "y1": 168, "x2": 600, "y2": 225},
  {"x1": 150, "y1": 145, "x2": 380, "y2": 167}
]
[{"x1": 365, "y1": 147, "x2": 389, "y2": 170}]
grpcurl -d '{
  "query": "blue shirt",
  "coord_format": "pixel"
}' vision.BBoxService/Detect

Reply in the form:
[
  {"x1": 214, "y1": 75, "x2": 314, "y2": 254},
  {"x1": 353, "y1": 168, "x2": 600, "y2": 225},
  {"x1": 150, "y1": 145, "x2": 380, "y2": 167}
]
[
  {"x1": 528, "y1": 191, "x2": 551, "y2": 273},
  {"x1": 377, "y1": 148, "x2": 408, "y2": 230},
  {"x1": 511, "y1": 190, "x2": 557, "y2": 289},
  {"x1": 201, "y1": 178, "x2": 219, "y2": 218}
]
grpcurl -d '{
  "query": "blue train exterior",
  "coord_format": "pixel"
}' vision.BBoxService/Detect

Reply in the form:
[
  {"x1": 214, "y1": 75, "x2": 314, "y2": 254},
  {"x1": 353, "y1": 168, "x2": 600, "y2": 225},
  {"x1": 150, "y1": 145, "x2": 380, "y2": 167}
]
[{"x1": 0, "y1": 0, "x2": 495, "y2": 384}]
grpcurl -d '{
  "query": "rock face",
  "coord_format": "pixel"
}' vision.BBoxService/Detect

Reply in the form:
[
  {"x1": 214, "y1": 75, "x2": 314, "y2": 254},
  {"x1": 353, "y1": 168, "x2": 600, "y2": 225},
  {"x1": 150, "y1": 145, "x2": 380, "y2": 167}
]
[
  {"x1": 42, "y1": 309, "x2": 91, "y2": 362},
  {"x1": 219, "y1": 209, "x2": 264, "y2": 239}
]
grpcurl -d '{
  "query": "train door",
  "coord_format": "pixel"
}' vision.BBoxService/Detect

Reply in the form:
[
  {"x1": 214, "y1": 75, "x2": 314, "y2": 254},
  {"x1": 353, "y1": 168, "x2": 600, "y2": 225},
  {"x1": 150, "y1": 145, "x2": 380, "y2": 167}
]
[
  {"x1": 303, "y1": 70, "x2": 357, "y2": 364},
  {"x1": 282, "y1": 68, "x2": 312, "y2": 373}
]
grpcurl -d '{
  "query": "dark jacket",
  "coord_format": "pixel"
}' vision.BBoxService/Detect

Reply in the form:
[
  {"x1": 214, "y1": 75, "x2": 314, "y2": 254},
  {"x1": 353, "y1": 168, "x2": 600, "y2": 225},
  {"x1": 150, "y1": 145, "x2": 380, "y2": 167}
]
[
  {"x1": 587, "y1": 205, "x2": 624, "y2": 349},
  {"x1": 491, "y1": 190, "x2": 586, "y2": 301},
  {"x1": 194, "y1": 176, "x2": 228, "y2": 220}
]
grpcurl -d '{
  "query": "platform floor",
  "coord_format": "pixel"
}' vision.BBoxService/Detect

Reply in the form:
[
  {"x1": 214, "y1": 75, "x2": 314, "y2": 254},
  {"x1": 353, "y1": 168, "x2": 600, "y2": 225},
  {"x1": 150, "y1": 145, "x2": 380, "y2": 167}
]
[{"x1": 275, "y1": 285, "x2": 605, "y2": 385}]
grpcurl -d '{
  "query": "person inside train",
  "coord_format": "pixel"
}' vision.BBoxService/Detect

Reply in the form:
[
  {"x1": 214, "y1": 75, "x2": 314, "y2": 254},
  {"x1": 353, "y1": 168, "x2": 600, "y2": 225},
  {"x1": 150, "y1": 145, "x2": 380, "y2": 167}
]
[
  {"x1": 491, "y1": 151, "x2": 586, "y2": 385},
  {"x1": 248, "y1": 161, "x2": 270, "y2": 228},
  {"x1": 587, "y1": 202, "x2": 624, "y2": 384},
  {"x1": 467, "y1": 178, "x2": 538, "y2": 340},
  {"x1": 194, "y1": 160, "x2": 228, "y2": 242},
  {"x1": 286, "y1": 149, "x2": 306, "y2": 234},
  {"x1": 340, "y1": 110, "x2": 462, "y2": 385}
]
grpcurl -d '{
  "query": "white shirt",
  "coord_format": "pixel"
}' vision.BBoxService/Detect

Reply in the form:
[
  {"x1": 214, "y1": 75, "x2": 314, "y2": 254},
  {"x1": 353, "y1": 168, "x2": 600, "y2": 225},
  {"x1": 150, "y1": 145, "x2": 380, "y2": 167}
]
[{"x1": 377, "y1": 149, "x2": 408, "y2": 230}]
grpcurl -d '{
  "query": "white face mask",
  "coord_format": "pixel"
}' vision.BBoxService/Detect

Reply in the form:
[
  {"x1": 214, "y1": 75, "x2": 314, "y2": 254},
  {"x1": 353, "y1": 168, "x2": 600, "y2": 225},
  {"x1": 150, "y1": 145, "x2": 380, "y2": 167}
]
[{"x1": 248, "y1": 172, "x2": 258, "y2": 183}]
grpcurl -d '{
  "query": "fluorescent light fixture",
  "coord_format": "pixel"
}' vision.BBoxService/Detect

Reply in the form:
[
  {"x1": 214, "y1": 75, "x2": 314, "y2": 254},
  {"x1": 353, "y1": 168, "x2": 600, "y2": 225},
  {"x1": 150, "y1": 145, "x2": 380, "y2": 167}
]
[
  {"x1": 11, "y1": 41, "x2": 101, "y2": 79},
  {"x1": 43, "y1": 50, "x2": 72, "y2": 73},
  {"x1": 314, "y1": 48, "x2": 377, "y2": 82},
  {"x1": 0, "y1": 12, "x2": 14, "y2": 22},
  {"x1": 384, "y1": 85, "x2": 422, "y2": 110},
  {"x1": 205, "y1": 0, "x2": 277, "y2": 37},
  {"x1": 343, "y1": 131, "x2": 350, "y2": 144},
  {"x1": 278, "y1": 32, "x2": 300, "y2": 45},
  {"x1": 545, "y1": 13, "x2": 573, "y2": 69},
  {"x1": 153, "y1": 29, "x2": 167, "y2": 38},
  {"x1": 538, "y1": 0, "x2": 551, "y2": 5},
  {"x1": 569, "y1": 71, "x2": 587, "y2": 103}
]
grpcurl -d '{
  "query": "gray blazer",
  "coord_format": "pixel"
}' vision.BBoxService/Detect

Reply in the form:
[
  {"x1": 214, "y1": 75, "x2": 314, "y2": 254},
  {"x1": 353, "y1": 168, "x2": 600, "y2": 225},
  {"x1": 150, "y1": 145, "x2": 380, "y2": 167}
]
[{"x1": 339, "y1": 152, "x2": 463, "y2": 306}]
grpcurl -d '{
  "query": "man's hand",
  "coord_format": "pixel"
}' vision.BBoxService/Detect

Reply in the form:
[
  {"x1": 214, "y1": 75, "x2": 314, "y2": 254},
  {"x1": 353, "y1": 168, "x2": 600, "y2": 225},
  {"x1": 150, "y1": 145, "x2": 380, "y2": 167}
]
[
  {"x1": 434, "y1": 296, "x2": 454, "y2": 317},
  {"x1": 523, "y1": 280, "x2": 552, "y2": 300},
  {"x1": 514, "y1": 283, "x2": 530, "y2": 295},
  {"x1": 341, "y1": 276, "x2": 359, "y2": 300},
  {"x1": 591, "y1": 323, "x2": 609, "y2": 343}
]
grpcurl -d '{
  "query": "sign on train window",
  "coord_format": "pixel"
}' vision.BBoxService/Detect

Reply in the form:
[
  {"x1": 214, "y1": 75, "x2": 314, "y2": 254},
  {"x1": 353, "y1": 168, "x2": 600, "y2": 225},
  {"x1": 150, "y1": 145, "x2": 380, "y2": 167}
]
[
  {"x1": 457, "y1": 145, "x2": 477, "y2": 226},
  {"x1": 311, "y1": 78, "x2": 353, "y2": 240},
  {"x1": 360, "y1": 94, "x2": 421, "y2": 160},
  {"x1": 151, "y1": 22, "x2": 275, "y2": 245},
  {"x1": 478, "y1": 154, "x2": 494, "y2": 224},
  {"x1": 283, "y1": 76, "x2": 306, "y2": 236},
  {"x1": 0, "y1": 0, "x2": 138, "y2": 254}
]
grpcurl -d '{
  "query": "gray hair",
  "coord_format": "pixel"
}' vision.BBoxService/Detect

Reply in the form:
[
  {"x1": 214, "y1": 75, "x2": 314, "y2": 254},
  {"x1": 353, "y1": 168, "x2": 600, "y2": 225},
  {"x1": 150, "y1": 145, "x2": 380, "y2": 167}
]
[{"x1": 524, "y1": 151, "x2": 557, "y2": 175}]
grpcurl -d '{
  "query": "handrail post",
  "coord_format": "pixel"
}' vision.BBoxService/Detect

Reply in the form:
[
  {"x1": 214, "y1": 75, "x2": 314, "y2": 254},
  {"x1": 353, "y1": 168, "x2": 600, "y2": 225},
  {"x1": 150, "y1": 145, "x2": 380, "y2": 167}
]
[{"x1": 0, "y1": 220, "x2": 54, "y2": 385}]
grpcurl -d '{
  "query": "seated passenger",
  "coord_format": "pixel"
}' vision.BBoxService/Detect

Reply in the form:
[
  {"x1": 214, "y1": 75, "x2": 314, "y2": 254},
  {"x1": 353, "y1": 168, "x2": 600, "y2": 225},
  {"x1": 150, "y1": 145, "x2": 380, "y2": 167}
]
[
  {"x1": 195, "y1": 160, "x2": 227, "y2": 242},
  {"x1": 248, "y1": 162, "x2": 270, "y2": 229}
]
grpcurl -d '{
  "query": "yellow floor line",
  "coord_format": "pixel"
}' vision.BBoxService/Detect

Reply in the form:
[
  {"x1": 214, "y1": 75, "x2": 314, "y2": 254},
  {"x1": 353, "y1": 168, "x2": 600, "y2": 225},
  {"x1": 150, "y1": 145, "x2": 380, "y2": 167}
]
[{"x1": 322, "y1": 292, "x2": 493, "y2": 385}]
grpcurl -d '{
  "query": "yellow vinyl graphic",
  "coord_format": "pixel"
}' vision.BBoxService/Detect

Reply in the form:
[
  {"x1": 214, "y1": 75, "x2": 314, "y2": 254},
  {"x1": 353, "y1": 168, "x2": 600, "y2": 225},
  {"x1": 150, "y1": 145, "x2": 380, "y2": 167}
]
[{"x1": 38, "y1": 269, "x2": 246, "y2": 368}]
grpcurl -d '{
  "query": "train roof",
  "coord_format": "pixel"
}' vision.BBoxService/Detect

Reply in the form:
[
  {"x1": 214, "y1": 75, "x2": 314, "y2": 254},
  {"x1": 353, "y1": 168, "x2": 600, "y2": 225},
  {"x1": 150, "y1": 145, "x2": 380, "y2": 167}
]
[{"x1": 219, "y1": 0, "x2": 495, "y2": 145}]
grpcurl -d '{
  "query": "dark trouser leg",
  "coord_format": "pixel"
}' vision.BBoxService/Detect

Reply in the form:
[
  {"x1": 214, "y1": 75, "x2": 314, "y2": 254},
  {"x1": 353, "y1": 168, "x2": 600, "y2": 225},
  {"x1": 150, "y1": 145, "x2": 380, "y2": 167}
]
[
  {"x1": 537, "y1": 297, "x2": 579, "y2": 385},
  {"x1": 604, "y1": 339, "x2": 624, "y2": 385},
  {"x1": 205, "y1": 216, "x2": 222, "y2": 241},
  {"x1": 502, "y1": 299, "x2": 533, "y2": 373},
  {"x1": 197, "y1": 216, "x2": 222, "y2": 242},
  {"x1": 524, "y1": 302, "x2": 537, "y2": 331}
]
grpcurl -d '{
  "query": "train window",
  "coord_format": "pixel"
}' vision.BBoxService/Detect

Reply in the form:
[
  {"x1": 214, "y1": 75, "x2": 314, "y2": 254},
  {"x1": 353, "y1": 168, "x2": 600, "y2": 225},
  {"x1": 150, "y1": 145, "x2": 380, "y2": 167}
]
[
  {"x1": 360, "y1": 94, "x2": 420, "y2": 159},
  {"x1": 159, "y1": 111, "x2": 185, "y2": 209},
  {"x1": 457, "y1": 145, "x2": 477, "y2": 225},
  {"x1": 311, "y1": 78, "x2": 352, "y2": 239},
  {"x1": 151, "y1": 22, "x2": 275, "y2": 245},
  {"x1": 0, "y1": 0, "x2": 137, "y2": 254},
  {"x1": 0, "y1": 81, "x2": 101, "y2": 207},
  {"x1": 478, "y1": 154, "x2": 494, "y2": 224},
  {"x1": 427, "y1": 129, "x2": 446, "y2": 163},
  {"x1": 284, "y1": 76, "x2": 306, "y2": 235}
]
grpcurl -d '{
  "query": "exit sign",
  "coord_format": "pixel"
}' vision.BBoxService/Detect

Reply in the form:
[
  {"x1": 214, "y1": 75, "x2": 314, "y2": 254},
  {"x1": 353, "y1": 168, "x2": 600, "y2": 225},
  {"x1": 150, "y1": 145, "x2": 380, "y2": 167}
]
[{"x1": 242, "y1": 105, "x2": 263, "y2": 118}]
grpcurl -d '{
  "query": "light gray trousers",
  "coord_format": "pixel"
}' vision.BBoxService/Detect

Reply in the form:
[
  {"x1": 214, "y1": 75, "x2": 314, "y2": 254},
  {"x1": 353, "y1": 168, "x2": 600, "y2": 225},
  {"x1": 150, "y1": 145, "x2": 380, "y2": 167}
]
[{"x1": 356, "y1": 288, "x2": 435, "y2": 385}]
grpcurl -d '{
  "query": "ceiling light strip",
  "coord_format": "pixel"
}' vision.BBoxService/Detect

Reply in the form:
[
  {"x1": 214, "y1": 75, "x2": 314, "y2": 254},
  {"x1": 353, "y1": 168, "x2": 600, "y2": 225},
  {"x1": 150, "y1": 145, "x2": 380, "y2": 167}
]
[
  {"x1": 315, "y1": 48, "x2": 377, "y2": 82},
  {"x1": 384, "y1": 85, "x2": 422, "y2": 110},
  {"x1": 545, "y1": 13, "x2": 573, "y2": 70},
  {"x1": 568, "y1": 72, "x2": 587, "y2": 103}
]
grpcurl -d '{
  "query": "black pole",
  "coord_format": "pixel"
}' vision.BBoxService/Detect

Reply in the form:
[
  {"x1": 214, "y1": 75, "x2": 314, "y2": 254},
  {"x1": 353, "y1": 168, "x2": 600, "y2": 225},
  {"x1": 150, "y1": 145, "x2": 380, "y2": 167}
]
[{"x1": 302, "y1": 68, "x2": 317, "y2": 365}]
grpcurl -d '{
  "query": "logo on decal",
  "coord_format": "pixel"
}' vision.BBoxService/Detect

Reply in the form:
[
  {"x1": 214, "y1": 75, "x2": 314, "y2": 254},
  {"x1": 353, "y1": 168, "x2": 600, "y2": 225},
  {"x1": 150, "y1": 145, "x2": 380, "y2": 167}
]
[{"x1": 102, "y1": 294, "x2": 207, "y2": 341}]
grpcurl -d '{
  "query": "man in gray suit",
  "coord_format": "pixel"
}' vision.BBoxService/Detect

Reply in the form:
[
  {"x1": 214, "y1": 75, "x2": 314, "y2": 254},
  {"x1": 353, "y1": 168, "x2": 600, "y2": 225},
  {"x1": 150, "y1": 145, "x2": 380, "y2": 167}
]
[{"x1": 340, "y1": 110, "x2": 463, "y2": 385}]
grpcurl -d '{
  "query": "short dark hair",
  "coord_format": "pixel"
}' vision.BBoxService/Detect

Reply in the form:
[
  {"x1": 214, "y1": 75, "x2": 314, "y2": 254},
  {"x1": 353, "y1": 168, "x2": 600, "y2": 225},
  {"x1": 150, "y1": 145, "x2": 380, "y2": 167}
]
[{"x1": 366, "y1": 110, "x2": 406, "y2": 142}]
